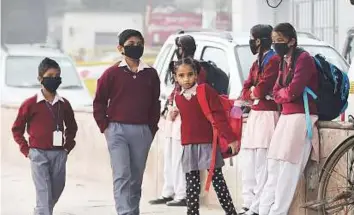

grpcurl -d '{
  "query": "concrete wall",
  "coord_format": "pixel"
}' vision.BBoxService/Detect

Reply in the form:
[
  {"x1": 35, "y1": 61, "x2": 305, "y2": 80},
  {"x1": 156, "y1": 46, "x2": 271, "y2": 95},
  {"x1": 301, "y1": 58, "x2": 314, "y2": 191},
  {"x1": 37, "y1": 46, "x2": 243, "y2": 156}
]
[{"x1": 2, "y1": 105, "x2": 353, "y2": 213}]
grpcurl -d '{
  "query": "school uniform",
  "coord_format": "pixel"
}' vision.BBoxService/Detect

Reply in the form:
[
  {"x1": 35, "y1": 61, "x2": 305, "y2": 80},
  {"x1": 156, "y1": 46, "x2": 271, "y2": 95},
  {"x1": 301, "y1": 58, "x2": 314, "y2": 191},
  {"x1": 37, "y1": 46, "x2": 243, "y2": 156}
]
[
  {"x1": 157, "y1": 65, "x2": 207, "y2": 204},
  {"x1": 93, "y1": 59, "x2": 161, "y2": 215},
  {"x1": 240, "y1": 52, "x2": 280, "y2": 214},
  {"x1": 161, "y1": 110, "x2": 186, "y2": 202},
  {"x1": 259, "y1": 51, "x2": 319, "y2": 215},
  {"x1": 175, "y1": 83, "x2": 237, "y2": 215},
  {"x1": 12, "y1": 91, "x2": 77, "y2": 215}
]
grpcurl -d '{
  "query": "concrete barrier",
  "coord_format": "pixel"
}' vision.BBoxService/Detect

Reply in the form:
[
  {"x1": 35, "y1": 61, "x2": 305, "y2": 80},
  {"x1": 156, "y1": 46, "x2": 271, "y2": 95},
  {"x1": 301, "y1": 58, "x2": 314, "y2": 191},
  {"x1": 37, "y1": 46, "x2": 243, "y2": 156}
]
[{"x1": 2, "y1": 105, "x2": 353, "y2": 213}]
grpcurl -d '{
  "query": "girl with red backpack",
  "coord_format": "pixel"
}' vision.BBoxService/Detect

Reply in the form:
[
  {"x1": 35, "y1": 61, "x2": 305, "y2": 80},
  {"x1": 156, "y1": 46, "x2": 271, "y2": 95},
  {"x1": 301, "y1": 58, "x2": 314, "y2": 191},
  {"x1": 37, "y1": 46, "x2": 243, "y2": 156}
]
[
  {"x1": 239, "y1": 24, "x2": 281, "y2": 215},
  {"x1": 259, "y1": 23, "x2": 319, "y2": 215},
  {"x1": 172, "y1": 57, "x2": 238, "y2": 215}
]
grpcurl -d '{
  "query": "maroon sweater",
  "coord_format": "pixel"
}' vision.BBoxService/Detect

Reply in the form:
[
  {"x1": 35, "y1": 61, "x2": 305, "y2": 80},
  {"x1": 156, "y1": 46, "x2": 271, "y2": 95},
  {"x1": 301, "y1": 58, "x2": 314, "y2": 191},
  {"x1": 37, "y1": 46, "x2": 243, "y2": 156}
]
[
  {"x1": 93, "y1": 64, "x2": 161, "y2": 134},
  {"x1": 12, "y1": 95, "x2": 78, "y2": 157},
  {"x1": 273, "y1": 51, "x2": 318, "y2": 115},
  {"x1": 241, "y1": 54, "x2": 280, "y2": 111},
  {"x1": 175, "y1": 84, "x2": 237, "y2": 145}
]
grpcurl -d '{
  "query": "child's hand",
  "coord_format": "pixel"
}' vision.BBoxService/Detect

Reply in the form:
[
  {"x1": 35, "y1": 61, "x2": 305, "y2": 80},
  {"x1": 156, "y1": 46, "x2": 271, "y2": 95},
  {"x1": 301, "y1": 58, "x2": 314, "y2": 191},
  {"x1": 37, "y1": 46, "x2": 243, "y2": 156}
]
[
  {"x1": 228, "y1": 140, "x2": 240, "y2": 155},
  {"x1": 169, "y1": 107, "x2": 179, "y2": 121}
]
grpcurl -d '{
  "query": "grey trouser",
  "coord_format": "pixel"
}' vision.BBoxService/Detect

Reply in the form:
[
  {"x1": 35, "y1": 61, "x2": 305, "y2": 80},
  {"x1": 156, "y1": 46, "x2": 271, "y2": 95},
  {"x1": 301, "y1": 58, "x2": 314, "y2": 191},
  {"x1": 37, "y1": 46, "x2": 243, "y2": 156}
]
[
  {"x1": 28, "y1": 148, "x2": 67, "y2": 215},
  {"x1": 104, "y1": 123, "x2": 153, "y2": 215}
]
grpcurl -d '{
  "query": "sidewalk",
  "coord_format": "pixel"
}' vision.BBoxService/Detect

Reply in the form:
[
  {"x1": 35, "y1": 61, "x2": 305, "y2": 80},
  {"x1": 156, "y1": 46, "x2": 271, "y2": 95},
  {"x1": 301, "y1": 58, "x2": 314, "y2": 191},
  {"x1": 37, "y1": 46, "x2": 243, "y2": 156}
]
[{"x1": 1, "y1": 162, "x2": 223, "y2": 215}]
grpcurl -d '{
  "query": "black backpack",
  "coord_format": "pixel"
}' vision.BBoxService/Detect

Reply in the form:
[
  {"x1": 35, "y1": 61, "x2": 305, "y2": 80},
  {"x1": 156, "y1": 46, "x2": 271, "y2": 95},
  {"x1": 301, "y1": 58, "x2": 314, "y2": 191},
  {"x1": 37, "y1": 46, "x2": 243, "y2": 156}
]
[
  {"x1": 198, "y1": 60, "x2": 229, "y2": 95},
  {"x1": 282, "y1": 48, "x2": 350, "y2": 121}
]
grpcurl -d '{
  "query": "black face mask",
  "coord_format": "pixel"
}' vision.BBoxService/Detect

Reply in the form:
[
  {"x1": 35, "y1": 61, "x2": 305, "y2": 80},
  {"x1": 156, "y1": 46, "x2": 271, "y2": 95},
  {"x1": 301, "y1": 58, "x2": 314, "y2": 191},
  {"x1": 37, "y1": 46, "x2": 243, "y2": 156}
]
[
  {"x1": 273, "y1": 43, "x2": 290, "y2": 57},
  {"x1": 42, "y1": 77, "x2": 62, "y2": 93},
  {"x1": 249, "y1": 39, "x2": 260, "y2": 55},
  {"x1": 124, "y1": 45, "x2": 144, "y2": 60}
]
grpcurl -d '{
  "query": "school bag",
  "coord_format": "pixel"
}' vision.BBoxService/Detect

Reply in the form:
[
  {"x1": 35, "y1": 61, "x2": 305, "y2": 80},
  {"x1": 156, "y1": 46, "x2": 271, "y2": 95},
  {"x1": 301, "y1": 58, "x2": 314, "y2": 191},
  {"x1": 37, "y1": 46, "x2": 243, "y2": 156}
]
[
  {"x1": 256, "y1": 49, "x2": 276, "y2": 84},
  {"x1": 198, "y1": 60, "x2": 229, "y2": 95},
  {"x1": 285, "y1": 48, "x2": 350, "y2": 138},
  {"x1": 196, "y1": 84, "x2": 243, "y2": 191}
]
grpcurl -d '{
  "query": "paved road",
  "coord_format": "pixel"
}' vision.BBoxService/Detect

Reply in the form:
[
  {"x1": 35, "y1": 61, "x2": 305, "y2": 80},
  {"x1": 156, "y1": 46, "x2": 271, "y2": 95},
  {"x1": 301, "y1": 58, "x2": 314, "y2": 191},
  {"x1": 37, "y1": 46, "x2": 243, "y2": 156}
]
[{"x1": 1, "y1": 162, "x2": 223, "y2": 215}]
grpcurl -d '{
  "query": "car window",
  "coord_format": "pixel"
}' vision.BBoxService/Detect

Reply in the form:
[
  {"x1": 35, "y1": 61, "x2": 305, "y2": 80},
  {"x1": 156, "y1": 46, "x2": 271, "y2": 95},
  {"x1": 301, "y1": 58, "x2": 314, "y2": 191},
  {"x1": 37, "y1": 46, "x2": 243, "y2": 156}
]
[
  {"x1": 155, "y1": 44, "x2": 173, "y2": 75},
  {"x1": 347, "y1": 36, "x2": 354, "y2": 63},
  {"x1": 235, "y1": 45, "x2": 349, "y2": 81},
  {"x1": 201, "y1": 46, "x2": 230, "y2": 76},
  {"x1": 5, "y1": 56, "x2": 83, "y2": 88}
]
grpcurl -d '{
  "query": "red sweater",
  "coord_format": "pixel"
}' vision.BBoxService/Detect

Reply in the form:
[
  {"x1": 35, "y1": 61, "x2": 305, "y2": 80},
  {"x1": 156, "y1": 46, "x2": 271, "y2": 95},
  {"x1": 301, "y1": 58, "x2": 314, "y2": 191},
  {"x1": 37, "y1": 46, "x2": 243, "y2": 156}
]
[
  {"x1": 273, "y1": 51, "x2": 318, "y2": 115},
  {"x1": 175, "y1": 84, "x2": 237, "y2": 145},
  {"x1": 241, "y1": 54, "x2": 280, "y2": 111},
  {"x1": 12, "y1": 95, "x2": 78, "y2": 157},
  {"x1": 93, "y1": 65, "x2": 161, "y2": 134}
]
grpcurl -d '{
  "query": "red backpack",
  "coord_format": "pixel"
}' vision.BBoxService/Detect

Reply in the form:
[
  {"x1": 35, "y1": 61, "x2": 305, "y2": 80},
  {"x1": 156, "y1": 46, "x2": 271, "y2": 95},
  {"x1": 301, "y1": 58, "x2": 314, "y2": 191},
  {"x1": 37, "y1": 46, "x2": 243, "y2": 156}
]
[{"x1": 196, "y1": 84, "x2": 243, "y2": 191}]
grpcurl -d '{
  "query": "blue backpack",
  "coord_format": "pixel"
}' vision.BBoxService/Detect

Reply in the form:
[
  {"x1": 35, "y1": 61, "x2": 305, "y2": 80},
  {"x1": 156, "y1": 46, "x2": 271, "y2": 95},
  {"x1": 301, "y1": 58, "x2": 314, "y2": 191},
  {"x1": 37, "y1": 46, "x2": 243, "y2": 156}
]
[{"x1": 291, "y1": 48, "x2": 350, "y2": 138}]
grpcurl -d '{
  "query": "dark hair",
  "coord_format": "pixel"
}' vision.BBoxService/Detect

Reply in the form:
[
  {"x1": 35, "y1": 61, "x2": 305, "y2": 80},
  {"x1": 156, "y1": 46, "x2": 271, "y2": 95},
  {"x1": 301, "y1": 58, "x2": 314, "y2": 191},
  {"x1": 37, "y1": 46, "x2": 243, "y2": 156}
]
[
  {"x1": 175, "y1": 35, "x2": 196, "y2": 57},
  {"x1": 250, "y1": 24, "x2": 273, "y2": 50},
  {"x1": 251, "y1": 24, "x2": 273, "y2": 74},
  {"x1": 118, "y1": 29, "x2": 144, "y2": 46},
  {"x1": 38, "y1": 57, "x2": 60, "y2": 77},
  {"x1": 273, "y1": 23, "x2": 298, "y2": 46},
  {"x1": 172, "y1": 57, "x2": 199, "y2": 75}
]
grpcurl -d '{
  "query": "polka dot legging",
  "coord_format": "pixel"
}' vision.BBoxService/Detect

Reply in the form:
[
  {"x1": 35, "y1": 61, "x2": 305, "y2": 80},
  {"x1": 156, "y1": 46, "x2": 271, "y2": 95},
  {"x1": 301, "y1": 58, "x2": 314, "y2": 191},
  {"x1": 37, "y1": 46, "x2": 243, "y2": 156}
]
[{"x1": 185, "y1": 168, "x2": 237, "y2": 215}]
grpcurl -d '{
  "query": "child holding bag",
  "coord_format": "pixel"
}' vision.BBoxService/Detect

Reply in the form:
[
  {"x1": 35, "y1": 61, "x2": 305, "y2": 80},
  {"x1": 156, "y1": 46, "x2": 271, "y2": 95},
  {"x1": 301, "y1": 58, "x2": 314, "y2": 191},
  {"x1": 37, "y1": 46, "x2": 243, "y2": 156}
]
[{"x1": 173, "y1": 57, "x2": 239, "y2": 215}]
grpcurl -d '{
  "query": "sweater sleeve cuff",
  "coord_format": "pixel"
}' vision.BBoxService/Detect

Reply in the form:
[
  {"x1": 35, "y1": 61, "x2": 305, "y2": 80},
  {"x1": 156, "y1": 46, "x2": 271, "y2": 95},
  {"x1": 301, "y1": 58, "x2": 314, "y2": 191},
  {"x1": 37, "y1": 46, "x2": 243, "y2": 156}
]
[
  {"x1": 242, "y1": 90, "x2": 252, "y2": 101},
  {"x1": 20, "y1": 144, "x2": 29, "y2": 157},
  {"x1": 99, "y1": 119, "x2": 109, "y2": 133},
  {"x1": 64, "y1": 141, "x2": 76, "y2": 153}
]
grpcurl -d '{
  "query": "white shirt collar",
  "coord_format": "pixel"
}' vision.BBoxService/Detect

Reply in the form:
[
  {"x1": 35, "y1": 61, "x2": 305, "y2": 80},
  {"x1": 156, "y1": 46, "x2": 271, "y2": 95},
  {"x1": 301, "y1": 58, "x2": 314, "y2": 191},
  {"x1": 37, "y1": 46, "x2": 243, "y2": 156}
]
[
  {"x1": 180, "y1": 83, "x2": 198, "y2": 98},
  {"x1": 119, "y1": 59, "x2": 150, "y2": 73},
  {"x1": 37, "y1": 90, "x2": 64, "y2": 105}
]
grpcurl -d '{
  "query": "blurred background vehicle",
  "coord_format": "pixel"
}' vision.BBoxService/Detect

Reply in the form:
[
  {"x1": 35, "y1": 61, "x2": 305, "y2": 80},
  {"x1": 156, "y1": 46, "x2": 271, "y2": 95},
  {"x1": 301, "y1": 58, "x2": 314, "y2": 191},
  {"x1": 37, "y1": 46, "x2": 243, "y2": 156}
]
[
  {"x1": 343, "y1": 27, "x2": 354, "y2": 64},
  {"x1": 154, "y1": 30, "x2": 350, "y2": 111},
  {"x1": 0, "y1": 44, "x2": 93, "y2": 110}
]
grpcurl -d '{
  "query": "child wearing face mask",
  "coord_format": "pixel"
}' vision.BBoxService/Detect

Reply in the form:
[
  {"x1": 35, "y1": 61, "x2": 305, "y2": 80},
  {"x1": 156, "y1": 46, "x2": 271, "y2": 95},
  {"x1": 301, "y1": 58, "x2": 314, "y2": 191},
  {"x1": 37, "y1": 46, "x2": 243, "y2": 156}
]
[
  {"x1": 258, "y1": 23, "x2": 319, "y2": 215},
  {"x1": 173, "y1": 57, "x2": 238, "y2": 215},
  {"x1": 11, "y1": 57, "x2": 78, "y2": 215},
  {"x1": 93, "y1": 29, "x2": 161, "y2": 215},
  {"x1": 239, "y1": 24, "x2": 281, "y2": 215}
]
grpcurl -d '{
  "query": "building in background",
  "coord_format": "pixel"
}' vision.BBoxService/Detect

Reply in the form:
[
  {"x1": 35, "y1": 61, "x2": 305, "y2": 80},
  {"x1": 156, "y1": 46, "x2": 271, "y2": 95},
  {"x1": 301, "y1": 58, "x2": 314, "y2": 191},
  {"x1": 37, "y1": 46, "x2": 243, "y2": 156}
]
[
  {"x1": 232, "y1": 0, "x2": 354, "y2": 55},
  {"x1": 61, "y1": 12, "x2": 143, "y2": 59},
  {"x1": 145, "y1": 0, "x2": 232, "y2": 46}
]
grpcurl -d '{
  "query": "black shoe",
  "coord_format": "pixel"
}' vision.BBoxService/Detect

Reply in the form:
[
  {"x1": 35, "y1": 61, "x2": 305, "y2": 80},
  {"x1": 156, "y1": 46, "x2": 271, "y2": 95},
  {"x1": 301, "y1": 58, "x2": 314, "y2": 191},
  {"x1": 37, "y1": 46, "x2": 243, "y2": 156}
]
[
  {"x1": 238, "y1": 207, "x2": 249, "y2": 215},
  {"x1": 149, "y1": 197, "x2": 174, "y2": 205},
  {"x1": 166, "y1": 199, "x2": 187, "y2": 207}
]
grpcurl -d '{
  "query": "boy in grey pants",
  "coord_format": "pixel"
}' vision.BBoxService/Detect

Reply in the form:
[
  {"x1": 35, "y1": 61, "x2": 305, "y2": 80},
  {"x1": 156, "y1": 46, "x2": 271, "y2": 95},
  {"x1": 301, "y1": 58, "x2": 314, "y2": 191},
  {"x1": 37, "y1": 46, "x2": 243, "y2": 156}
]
[{"x1": 12, "y1": 57, "x2": 78, "y2": 215}]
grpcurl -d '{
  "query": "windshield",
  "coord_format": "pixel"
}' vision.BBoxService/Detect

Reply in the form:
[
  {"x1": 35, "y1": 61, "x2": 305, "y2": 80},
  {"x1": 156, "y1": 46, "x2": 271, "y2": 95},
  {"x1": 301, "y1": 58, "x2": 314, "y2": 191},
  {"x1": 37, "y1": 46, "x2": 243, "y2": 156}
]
[
  {"x1": 5, "y1": 56, "x2": 83, "y2": 88},
  {"x1": 235, "y1": 45, "x2": 349, "y2": 81}
]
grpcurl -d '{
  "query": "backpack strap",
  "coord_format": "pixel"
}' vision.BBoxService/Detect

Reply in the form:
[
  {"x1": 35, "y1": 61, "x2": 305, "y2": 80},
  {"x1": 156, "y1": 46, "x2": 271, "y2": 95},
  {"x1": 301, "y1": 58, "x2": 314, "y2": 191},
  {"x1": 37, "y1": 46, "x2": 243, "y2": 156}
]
[
  {"x1": 260, "y1": 49, "x2": 275, "y2": 71},
  {"x1": 196, "y1": 84, "x2": 218, "y2": 192},
  {"x1": 303, "y1": 87, "x2": 317, "y2": 140}
]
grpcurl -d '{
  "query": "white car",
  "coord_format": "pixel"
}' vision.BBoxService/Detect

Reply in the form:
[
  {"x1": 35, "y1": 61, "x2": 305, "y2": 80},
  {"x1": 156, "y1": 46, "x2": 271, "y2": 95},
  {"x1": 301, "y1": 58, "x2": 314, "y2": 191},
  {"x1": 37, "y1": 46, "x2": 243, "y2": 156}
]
[
  {"x1": 0, "y1": 44, "x2": 93, "y2": 110},
  {"x1": 154, "y1": 30, "x2": 350, "y2": 113}
]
